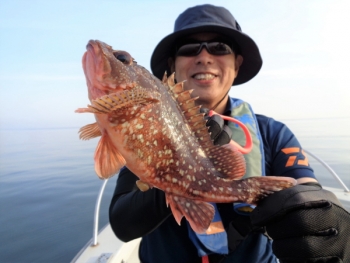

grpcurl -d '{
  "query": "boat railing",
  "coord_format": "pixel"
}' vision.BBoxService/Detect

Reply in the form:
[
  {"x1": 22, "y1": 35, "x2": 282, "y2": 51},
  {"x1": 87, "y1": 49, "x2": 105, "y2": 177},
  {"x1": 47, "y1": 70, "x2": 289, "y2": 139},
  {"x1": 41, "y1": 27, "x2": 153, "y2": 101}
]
[
  {"x1": 90, "y1": 149, "x2": 349, "y2": 246},
  {"x1": 92, "y1": 178, "x2": 109, "y2": 246},
  {"x1": 303, "y1": 149, "x2": 349, "y2": 193}
]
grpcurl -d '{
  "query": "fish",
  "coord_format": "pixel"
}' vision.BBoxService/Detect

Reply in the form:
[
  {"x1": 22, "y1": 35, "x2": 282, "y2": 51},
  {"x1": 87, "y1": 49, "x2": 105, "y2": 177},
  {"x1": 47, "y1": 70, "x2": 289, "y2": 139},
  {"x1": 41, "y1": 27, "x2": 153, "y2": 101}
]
[{"x1": 76, "y1": 40, "x2": 297, "y2": 233}]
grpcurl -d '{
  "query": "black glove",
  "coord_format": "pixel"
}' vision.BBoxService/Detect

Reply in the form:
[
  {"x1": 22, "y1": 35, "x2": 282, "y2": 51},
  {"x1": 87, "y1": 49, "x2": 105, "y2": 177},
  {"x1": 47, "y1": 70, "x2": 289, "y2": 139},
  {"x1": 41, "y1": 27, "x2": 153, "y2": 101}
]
[
  {"x1": 251, "y1": 183, "x2": 350, "y2": 263},
  {"x1": 200, "y1": 108, "x2": 232, "y2": 146}
]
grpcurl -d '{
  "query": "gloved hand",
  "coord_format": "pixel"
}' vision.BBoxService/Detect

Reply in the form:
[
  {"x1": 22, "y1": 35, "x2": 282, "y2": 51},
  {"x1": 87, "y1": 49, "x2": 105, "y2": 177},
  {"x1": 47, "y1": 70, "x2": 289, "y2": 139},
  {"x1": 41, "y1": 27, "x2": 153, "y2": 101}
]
[
  {"x1": 201, "y1": 108, "x2": 232, "y2": 146},
  {"x1": 251, "y1": 183, "x2": 350, "y2": 263}
]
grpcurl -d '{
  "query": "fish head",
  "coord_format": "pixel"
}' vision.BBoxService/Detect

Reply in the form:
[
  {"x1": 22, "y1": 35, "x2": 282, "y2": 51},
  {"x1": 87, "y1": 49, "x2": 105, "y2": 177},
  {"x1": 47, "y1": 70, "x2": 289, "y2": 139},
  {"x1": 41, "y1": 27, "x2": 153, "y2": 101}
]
[{"x1": 82, "y1": 40, "x2": 139, "y2": 101}]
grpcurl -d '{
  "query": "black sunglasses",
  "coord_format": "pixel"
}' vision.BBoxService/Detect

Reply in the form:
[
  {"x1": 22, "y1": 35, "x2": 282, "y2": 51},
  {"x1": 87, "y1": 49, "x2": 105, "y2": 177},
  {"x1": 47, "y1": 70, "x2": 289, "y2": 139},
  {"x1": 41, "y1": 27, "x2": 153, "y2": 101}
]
[{"x1": 175, "y1": 41, "x2": 235, "y2": 57}]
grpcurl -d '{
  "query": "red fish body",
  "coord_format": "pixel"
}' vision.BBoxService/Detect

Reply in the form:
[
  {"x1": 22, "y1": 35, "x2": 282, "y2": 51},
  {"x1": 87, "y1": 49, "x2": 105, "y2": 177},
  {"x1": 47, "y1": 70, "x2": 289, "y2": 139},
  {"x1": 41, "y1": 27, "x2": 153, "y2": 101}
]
[{"x1": 76, "y1": 40, "x2": 296, "y2": 233}]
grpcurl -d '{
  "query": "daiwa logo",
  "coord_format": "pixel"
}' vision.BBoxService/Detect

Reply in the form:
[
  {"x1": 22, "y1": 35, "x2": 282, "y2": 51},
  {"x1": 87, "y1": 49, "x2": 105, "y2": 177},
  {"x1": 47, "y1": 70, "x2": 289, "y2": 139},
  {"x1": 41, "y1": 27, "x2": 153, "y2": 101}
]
[{"x1": 281, "y1": 147, "x2": 309, "y2": 167}]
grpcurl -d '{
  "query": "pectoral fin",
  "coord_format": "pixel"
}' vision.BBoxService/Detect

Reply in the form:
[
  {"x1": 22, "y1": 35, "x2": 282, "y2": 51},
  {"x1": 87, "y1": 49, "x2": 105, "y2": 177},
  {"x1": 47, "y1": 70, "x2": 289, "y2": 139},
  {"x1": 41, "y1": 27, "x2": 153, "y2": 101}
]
[
  {"x1": 166, "y1": 194, "x2": 214, "y2": 233},
  {"x1": 78, "y1": 122, "x2": 102, "y2": 140},
  {"x1": 94, "y1": 133, "x2": 126, "y2": 179}
]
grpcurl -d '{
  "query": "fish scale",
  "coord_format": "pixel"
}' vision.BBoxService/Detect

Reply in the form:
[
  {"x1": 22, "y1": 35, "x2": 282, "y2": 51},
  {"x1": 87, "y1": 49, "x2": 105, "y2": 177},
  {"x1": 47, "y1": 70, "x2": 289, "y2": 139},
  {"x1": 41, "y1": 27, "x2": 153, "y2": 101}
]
[{"x1": 76, "y1": 40, "x2": 297, "y2": 233}]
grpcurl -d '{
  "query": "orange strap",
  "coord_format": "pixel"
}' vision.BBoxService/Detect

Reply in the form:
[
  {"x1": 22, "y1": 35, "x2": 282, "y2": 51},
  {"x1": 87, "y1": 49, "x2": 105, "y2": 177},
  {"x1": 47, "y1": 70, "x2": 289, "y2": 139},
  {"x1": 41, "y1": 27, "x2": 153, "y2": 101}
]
[
  {"x1": 202, "y1": 255, "x2": 209, "y2": 263},
  {"x1": 208, "y1": 110, "x2": 253, "y2": 154}
]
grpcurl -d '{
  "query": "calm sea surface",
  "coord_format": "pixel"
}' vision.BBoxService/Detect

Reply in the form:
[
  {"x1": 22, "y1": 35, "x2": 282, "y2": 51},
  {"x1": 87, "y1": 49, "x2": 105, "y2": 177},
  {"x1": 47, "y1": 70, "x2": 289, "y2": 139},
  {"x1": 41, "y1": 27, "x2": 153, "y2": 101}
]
[{"x1": 0, "y1": 118, "x2": 349, "y2": 263}]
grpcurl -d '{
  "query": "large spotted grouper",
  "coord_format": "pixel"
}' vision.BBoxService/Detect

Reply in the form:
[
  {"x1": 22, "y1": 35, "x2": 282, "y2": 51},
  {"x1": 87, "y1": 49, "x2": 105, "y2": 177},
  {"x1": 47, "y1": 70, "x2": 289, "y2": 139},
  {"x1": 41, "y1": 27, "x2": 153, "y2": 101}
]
[{"x1": 76, "y1": 40, "x2": 296, "y2": 233}]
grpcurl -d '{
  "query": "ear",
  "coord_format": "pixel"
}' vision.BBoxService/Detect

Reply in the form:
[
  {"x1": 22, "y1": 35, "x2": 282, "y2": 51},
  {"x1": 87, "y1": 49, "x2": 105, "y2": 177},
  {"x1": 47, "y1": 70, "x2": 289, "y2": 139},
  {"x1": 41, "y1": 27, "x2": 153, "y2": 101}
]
[
  {"x1": 168, "y1": 57, "x2": 175, "y2": 73},
  {"x1": 235, "y1": 55, "x2": 243, "y2": 74}
]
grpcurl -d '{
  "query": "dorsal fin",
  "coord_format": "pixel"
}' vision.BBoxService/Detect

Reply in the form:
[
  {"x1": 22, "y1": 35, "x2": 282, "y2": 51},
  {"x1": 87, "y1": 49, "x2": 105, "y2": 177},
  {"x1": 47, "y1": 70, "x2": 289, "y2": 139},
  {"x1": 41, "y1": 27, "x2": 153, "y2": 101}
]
[
  {"x1": 167, "y1": 72, "x2": 176, "y2": 87},
  {"x1": 164, "y1": 74, "x2": 214, "y2": 150},
  {"x1": 161, "y1": 71, "x2": 168, "y2": 83},
  {"x1": 208, "y1": 145, "x2": 246, "y2": 179},
  {"x1": 164, "y1": 73, "x2": 246, "y2": 180}
]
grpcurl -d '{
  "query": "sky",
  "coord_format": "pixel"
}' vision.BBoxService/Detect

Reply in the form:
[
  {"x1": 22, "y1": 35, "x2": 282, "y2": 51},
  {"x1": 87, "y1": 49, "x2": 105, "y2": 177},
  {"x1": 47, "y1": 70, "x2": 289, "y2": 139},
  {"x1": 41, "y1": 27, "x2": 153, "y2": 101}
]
[{"x1": 0, "y1": 0, "x2": 349, "y2": 130}]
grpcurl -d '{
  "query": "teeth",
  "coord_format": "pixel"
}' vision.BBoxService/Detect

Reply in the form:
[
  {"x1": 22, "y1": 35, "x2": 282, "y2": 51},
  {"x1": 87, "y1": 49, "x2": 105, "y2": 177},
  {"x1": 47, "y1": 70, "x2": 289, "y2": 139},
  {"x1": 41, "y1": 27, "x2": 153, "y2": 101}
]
[{"x1": 193, "y1": 74, "x2": 215, "y2": 80}]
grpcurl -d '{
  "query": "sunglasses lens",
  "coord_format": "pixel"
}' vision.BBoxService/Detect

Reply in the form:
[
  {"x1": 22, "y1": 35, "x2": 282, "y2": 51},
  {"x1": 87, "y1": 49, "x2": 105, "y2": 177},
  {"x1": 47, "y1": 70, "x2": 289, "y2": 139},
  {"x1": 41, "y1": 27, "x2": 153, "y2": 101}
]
[
  {"x1": 176, "y1": 43, "x2": 201, "y2": 56},
  {"x1": 208, "y1": 42, "x2": 233, "y2": 55},
  {"x1": 176, "y1": 42, "x2": 234, "y2": 57}
]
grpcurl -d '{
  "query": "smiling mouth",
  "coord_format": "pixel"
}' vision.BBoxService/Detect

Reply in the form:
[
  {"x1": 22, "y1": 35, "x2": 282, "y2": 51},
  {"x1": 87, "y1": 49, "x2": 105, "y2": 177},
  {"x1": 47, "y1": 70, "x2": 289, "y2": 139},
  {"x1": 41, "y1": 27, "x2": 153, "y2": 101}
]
[{"x1": 192, "y1": 73, "x2": 216, "y2": 80}]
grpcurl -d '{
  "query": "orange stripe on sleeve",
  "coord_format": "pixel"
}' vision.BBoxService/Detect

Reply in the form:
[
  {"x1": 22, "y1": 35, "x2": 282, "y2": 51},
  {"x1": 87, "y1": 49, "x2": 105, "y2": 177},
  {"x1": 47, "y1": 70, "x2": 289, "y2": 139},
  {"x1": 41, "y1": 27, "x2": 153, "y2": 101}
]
[
  {"x1": 285, "y1": 156, "x2": 297, "y2": 167},
  {"x1": 281, "y1": 147, "x2": 300, "y2": 154},
  {"x1": 297, "y1": 150, "x2": 309, "y2": 166}
]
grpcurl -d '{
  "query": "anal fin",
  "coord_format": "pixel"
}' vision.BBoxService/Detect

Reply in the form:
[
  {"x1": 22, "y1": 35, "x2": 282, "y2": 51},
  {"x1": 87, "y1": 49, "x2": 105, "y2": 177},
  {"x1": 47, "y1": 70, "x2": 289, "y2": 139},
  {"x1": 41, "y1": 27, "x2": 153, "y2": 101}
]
[
  {"x1": 94, "y1": 133, "x2": 126, "y2": 179},
  {"x1": 166, "y1": 194, "x2": 214, "y2": 233}
]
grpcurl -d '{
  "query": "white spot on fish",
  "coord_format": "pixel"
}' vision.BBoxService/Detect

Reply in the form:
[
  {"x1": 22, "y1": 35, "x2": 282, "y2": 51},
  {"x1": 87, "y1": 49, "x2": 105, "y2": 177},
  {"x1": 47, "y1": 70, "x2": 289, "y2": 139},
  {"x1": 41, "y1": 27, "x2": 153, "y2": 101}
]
[
  {"x1": 137, "y1": 134, "x2": 144, "y2": 143},
  {"x1": 121, "y1": 121, "x2": 129, "y2": 127},
  {"x1": 135, "y1": 123, "x2": 143, "y2": 129}
]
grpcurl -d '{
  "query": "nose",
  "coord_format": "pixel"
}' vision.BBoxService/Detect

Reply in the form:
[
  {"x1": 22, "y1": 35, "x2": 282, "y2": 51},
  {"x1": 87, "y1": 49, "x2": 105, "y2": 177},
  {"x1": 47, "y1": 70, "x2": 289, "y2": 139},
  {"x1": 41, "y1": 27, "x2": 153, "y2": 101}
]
[{"x1": 194, "y1": 48, "x2": 214, "y2": 65}]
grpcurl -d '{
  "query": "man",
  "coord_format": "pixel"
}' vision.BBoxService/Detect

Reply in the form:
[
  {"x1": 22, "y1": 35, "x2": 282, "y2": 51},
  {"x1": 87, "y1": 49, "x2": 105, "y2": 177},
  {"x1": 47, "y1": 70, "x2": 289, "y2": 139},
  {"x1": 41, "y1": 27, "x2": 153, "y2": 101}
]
[{"x1": 109, "y1": 4, "x2": 350, "y2": 263}]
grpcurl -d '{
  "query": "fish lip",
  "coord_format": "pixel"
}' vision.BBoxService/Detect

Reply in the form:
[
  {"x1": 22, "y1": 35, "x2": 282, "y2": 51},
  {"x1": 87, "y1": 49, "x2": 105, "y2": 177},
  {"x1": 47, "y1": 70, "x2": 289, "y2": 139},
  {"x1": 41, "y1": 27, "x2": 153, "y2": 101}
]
[
  {"x1": 86, "y1": 40, "x2": 99, "y2": 51},
  {"x1": 86, "y1": 42, "x2": 94, "y2": 49}
]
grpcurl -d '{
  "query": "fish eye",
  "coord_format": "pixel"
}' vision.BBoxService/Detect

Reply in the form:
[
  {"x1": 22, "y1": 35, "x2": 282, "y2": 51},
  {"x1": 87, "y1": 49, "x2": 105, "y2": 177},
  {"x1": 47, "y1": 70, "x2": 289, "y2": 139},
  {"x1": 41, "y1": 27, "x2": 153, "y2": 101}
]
[
  {"x1": 113, "y1": 51, "x2": 136, "y2": 65},
  {"x1": 115, "y1": 54, "x2": 128, "y2": 63}
]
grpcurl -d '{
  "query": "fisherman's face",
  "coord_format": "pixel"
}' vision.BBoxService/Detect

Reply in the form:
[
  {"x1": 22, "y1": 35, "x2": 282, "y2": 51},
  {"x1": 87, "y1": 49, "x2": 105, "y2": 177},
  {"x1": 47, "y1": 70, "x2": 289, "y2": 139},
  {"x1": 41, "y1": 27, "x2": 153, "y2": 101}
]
[{"x1": 170, "y1": 33, "x2": 243, "y2": 114}]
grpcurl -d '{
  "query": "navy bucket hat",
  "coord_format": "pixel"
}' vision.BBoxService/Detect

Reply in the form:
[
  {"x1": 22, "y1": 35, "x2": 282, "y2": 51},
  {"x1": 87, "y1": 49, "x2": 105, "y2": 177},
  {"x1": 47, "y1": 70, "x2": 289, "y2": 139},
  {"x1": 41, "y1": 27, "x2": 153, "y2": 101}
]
[{"x1": 150, "y1": 4, "x2": 262, "y2": 86}]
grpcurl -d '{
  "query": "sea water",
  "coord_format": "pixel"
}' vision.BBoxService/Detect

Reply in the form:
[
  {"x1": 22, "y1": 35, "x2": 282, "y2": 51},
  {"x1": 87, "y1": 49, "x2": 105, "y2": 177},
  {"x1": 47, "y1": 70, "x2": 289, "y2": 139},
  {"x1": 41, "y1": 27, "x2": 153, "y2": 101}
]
[{"x1": 0, "y1": 118, "x2": 349, "y2": 262}]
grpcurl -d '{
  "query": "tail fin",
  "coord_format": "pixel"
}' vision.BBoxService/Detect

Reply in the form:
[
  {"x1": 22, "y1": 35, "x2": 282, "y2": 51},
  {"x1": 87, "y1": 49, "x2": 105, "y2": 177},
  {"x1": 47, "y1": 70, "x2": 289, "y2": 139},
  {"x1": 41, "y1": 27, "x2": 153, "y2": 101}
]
[{"x1": 238, "y1": 176, "x2": 297, "y2": 204}]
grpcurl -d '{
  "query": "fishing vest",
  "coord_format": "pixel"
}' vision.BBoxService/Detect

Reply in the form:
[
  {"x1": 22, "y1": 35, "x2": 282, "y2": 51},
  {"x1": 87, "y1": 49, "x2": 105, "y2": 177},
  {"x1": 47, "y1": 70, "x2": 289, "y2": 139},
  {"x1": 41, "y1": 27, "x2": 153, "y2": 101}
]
[{"x1": 188, "y1": 97, "x2": 265, "y2": 257}]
